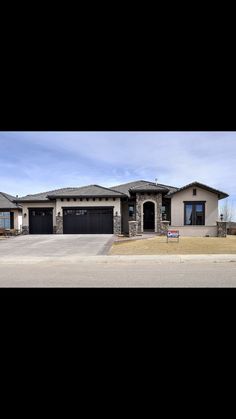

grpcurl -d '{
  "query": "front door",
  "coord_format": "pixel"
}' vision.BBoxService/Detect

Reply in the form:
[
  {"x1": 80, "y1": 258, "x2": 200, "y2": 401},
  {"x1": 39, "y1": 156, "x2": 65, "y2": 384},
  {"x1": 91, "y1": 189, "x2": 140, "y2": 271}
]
[{"x1": 143, "y1": 202, "x2": 155, "y2": 231}]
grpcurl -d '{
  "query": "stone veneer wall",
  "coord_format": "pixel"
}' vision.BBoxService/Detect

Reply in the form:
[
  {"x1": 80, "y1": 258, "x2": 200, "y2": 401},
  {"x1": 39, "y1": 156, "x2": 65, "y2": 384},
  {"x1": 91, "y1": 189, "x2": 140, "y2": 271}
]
[
  {"x1": 160, "y1": 221, "x2": 170, "y2": 235},
  {"x1": 217, "y1": 221, "x2": 227, "y2": 237},
  {"x1": 128, "y1": 221, "x2": 138, "y2": 237},
  {"x1": 136, "y1": 193, "x2": 162, "y2": 234},
  {"x1": 114, "y1": 215, "x2": 121, "y2": 235},
  {"x1": 22, "y1": 226, "x2": 29, "y2": 235},
  {"x1": 56, "y1": 216, "x2": 63, "y2": 234}
]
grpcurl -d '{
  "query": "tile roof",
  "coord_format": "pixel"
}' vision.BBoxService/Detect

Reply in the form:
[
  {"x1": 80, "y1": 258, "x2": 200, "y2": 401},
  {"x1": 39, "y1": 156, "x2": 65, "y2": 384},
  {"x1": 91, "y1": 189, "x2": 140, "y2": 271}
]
[
  {"x1": 111, "y1": 180, "x2": 178, "y2": 197},
  {"x1": 14, "y1": 180, "x2": 228, "y2": 202},
  {"x1": 0, "y1": 192, "x2": 22, "y2": 209},
  {"x1": 16, "y1": 185, "x2": 126, "y2": 201}
]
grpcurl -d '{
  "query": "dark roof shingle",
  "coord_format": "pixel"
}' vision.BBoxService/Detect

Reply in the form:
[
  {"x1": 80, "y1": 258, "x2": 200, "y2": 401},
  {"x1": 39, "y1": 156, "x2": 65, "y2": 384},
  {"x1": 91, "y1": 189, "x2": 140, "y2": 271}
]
[
  {"x1": 16, "y1": 185, "x2": 126, "y2": 201},
  {"x1": 0, "y1": 192, "x2": 21, "y2": 209},
  {"x1": 111, "y1": 180, "x2": 178, "y2": 197}
]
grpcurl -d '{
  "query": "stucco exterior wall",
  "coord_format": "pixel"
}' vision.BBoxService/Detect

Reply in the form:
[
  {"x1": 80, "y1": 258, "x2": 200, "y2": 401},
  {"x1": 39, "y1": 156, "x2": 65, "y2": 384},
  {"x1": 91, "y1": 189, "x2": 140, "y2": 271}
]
[
  {"x1": 55, "y1": 198, "x2": 121, "y2": 216},
  {"x1": 171, "y1": 187, "x2": 219, "y2": 227},
  {"x1": 169, "y1": 226, "x2": 218, "y2": 237},
  {"x1": 21, "y1": 198, "x2": 121, "y2": 232},
  {"x1": 21, "y1": 202, "x2": 56, "y2": 227},
  {"x1": 14, "y1": 210, "x2": 22, "y2": 231}
]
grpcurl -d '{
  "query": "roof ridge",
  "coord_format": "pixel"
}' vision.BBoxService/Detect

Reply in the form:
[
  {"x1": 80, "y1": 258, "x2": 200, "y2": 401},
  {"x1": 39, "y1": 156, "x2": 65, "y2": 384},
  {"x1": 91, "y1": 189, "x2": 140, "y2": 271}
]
[
  {"x1": 93, "y1": 184, "x2": 127, "y2": 195},
  {"x1": 111, "y1": 180, "x2": 150, "y2": 188},
  {"x1": 0, "y1": 191, "x2": 16, "y2": 201}
]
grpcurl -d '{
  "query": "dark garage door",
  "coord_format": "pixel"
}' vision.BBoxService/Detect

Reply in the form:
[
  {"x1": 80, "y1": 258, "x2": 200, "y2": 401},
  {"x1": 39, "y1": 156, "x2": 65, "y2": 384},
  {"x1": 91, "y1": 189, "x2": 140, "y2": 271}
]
[
  {"x1": 63, "y1": 207, "x2": 113, "y2": 234},
  {"x1": 29, "y1": 208, "x2": 53, "y2": 234}
]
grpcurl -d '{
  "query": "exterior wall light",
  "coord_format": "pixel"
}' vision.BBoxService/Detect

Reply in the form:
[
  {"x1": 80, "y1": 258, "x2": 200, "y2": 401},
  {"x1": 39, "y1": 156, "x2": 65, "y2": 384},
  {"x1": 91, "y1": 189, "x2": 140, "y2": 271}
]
[
  {"x1": 115, "y1": 211, "x2": 118, "y2": 216},
  {"x1": 58, "y1": 211, "x2": 61, "y2": 216},
  {"x1": 24, "y1": 213, "x2": 27, "y2": 218},
  {"x1": 220, "y1": 213, "x2": 223, "y2": 221}
]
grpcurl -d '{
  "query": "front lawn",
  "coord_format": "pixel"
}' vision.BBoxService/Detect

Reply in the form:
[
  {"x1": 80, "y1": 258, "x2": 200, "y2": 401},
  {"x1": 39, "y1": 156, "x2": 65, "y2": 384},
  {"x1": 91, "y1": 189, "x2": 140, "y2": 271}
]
[{"x1": 110, "y1": 235, "x2": 236, "y2": 255}]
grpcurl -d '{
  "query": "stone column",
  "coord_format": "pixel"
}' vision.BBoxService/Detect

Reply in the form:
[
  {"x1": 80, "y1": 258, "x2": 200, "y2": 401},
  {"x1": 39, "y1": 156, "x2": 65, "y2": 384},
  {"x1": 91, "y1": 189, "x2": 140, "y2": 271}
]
[
  {"x1": 160, "y1": 221, "x2": 170, "y2": 236},
  {"x1": 156, "y1": 193, "x2": 162, "y2": 235},
  {"x1": 56, "y1": 215, "x2": 63, "y2": 234},
  {"x1": 136, "y1": 194, "x2": 142, "y2": 233},
  {"x1": 129, "y1": 221, "x2": 138, "y2": 237},
  {"x1": 113, "y1": 215, "x2": 121, "y2": 235},
  {"x1": 217, "y1": 221, "x2": 227, "y2": 237},
  {"x1": 22, "y1": 226, "x2": 29, "y2": 234}
]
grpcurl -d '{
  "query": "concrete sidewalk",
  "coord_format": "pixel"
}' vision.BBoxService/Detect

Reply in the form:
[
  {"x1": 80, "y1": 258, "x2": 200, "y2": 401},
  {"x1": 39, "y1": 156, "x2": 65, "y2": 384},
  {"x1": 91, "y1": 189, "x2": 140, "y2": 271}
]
[{"x1": 0, "y1": 254, "x2": 236, "y2": 265}]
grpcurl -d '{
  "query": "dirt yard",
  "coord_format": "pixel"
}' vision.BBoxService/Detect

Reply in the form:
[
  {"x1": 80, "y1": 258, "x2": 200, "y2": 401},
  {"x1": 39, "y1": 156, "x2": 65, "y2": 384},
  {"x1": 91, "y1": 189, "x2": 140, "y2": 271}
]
[{"x1": 110, "y1": 235, "x2": 236, "y2": 255}]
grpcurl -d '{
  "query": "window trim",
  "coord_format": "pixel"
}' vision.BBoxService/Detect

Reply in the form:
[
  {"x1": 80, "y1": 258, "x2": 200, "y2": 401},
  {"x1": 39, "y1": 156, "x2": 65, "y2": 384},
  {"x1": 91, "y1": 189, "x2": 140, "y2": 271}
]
[
  {"x1": 0, "y1": 211, "x2": 12, "y2": 229},
  {"x1": 128, "y1": 204, "x2": 135, "y2": 217},
  {"x1": 184, "y1": 201, "x2": 205, "y2": 226}
]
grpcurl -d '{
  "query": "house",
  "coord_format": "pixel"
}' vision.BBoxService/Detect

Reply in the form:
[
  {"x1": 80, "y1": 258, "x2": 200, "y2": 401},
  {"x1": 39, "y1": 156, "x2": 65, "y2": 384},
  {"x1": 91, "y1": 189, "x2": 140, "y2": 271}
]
[
  {"x1": 0, "y1": 192, "x2": 23, "y2": 232},
  {"x1": 14, "y1": 180, "x2": 229, "y2": 237}
]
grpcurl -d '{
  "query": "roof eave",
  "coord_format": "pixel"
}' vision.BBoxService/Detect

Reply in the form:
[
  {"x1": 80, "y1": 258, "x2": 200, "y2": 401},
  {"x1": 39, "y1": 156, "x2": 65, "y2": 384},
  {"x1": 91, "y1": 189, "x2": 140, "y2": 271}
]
[
  {"x1": 14, "y1": 199, "x2": 51, "y2": 203},
  {"x1": 47, "y1": 194, "x2": 124, "y2": 199},
  {"x1": 129, "y1": 189, "x2": 169, "y2": 194}
]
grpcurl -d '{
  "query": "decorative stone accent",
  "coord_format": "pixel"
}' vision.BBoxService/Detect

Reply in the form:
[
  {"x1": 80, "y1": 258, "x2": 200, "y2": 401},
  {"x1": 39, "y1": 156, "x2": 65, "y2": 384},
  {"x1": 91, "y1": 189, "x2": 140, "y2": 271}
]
[
  {"x1": 22, "y1": 226, "x2": 29, "y2": 235},
  {"x1": 129, "y1": 221, "x2": 138, "y2": 237},
  {"x1": 56, "y1": 216, "x2": 63, "y2": 234},
  {"x1": 217, "y1": 221, "x2": 227, "y2": 237},
  {"x1": 160, "y1": 221, "x2": 170, "y2": 236},
  {"x1": 136, "y1": 192, "x2": 162, "y2": 234},
  {"x1": 113, "y1": 215, "x2": 121, "y2": 235}
]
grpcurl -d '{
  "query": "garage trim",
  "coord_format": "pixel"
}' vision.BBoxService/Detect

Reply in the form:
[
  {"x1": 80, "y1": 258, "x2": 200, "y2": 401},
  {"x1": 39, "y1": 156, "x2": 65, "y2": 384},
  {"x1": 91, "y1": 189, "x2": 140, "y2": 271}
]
[{"x1": 28, "y1": 207, "x2": 53, "y2": 235}]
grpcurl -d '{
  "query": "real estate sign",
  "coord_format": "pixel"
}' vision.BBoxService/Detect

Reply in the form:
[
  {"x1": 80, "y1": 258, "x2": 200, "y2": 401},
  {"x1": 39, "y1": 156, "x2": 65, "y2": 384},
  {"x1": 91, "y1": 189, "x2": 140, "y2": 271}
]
[{"x1": 167, "y1": 230, "x2": 180, "y2": 242}]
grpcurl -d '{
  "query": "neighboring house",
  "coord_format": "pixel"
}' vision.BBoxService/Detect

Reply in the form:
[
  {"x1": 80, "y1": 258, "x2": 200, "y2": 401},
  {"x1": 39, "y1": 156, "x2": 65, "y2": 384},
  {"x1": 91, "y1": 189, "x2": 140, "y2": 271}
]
[
  {"x1": 0, "y1": 192, "x2": 22, "y2": 232},
  {"x1": 14, "y1": 180, "x2": 228, "y2": 237}
]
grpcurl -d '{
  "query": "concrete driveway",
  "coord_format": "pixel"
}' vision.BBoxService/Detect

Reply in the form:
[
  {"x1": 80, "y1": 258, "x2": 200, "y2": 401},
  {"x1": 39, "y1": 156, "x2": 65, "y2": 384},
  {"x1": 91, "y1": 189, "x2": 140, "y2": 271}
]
[{"x1": 0, "y1": 235, "x2": 114, "y2": 258}]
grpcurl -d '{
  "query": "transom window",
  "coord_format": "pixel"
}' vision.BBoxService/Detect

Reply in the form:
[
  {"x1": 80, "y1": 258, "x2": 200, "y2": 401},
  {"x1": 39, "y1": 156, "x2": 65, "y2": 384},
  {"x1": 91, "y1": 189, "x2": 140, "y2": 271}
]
[
  {"x1": 184, "y1": 202, "x2": 205, "y2": 225},
  {"x1": 0, "y1": 212, "x2": 11, "y2": 229}
]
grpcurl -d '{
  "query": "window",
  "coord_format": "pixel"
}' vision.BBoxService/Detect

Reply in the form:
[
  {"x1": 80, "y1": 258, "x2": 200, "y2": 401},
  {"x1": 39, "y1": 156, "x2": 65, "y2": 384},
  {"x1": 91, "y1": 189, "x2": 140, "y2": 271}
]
[
  {"x1": 184, "y1": 202, "x2": 205, "y2": 225},
  {"x1": 129, "y1": 205, "x2": 134, "y2": 217},
  {"x1": 193, "y1": 188, "x2": 197, "y2": 196},
  {"x1": 0, "y1": 212, "x2": 11, "y2": 229}
]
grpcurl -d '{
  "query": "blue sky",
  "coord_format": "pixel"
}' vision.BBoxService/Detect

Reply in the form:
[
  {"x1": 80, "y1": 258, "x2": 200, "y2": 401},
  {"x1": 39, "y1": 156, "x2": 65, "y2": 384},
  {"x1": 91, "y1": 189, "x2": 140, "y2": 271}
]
[{"x1": 1, "y1": 131, "x2": 235, "y2": 218}]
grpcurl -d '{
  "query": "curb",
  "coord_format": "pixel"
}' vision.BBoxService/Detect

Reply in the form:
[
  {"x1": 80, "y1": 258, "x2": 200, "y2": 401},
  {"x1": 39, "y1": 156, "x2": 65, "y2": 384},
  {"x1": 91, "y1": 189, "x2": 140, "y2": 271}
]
[{"x1": 0, "y1": 254, "x2": 236, "y2": 265}]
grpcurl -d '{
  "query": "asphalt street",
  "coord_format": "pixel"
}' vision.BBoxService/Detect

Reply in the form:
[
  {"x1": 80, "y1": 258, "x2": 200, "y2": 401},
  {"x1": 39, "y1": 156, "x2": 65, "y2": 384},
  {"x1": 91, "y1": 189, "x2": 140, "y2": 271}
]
[{"x1": 0, "y1": 259, "x2": 236, "y2": 287}]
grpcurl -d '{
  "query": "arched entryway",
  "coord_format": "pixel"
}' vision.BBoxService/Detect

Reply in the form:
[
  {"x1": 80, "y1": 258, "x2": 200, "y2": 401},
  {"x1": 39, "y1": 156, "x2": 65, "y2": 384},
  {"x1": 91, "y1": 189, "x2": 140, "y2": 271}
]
[{"x1": 143, "y1": 201, "x2": 155, "y2": 231}]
